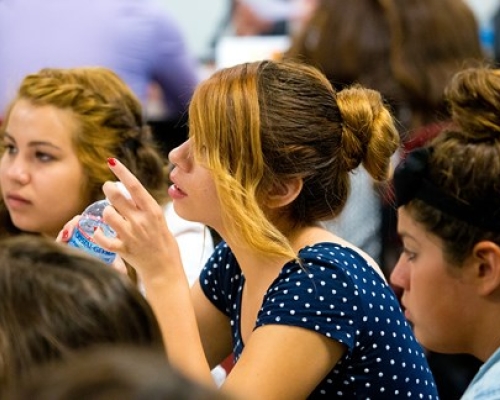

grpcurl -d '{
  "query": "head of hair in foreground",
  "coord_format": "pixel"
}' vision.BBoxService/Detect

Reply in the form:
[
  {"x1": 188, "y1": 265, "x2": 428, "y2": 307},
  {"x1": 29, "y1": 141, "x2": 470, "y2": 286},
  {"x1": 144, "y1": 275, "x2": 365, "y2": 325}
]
[
  {"x1": 188, "y1": 59, "x2": 399, "y2": 260},
  {"x1": 391, "y1": 66, "x2": 500, "y2": 356},
  {"x1": 285, "y1": 0, "x2": 483, "y2": 129},
  {"x1": 0, "y1": 234, "x2": 164, "y2": 388},
  {"x1": 0, "y1": 66, "x2": 168, "y2": 238},
  {"x1": 3, "y1": 345, "x2": 230, "y2": 400}
]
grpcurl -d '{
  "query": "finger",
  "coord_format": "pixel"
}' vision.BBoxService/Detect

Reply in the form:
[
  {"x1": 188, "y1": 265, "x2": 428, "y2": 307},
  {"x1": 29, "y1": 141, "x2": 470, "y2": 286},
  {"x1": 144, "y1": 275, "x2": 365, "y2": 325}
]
[
  {"x1": 106, "y1": 158, "x2": 157, "y2": 211},
  {"x1": 92, "y1": 225, "x2": 121, "y2": 254},
  {"x1": 102, "y1": 180, "x2": 133, "y2": 204},
  {"x1": 111, "y1": 254, "x2": 128, "y2": 275},
  {"x1": 56, "y1": 215, "x2": 81, "y2": 242},
  {"x1": 102, "y1": 180, "x2": 136, "y2": 221},
  {"x1": 101, "y1": 203, "x2": 130, "y2": 244}
]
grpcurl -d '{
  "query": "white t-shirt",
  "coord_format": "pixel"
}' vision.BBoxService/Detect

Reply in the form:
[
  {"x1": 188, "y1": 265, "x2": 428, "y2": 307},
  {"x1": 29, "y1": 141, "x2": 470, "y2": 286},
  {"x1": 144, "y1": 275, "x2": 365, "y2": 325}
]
[{"x1": 164, "y1": 202, "x2": 214, "y2": 286}]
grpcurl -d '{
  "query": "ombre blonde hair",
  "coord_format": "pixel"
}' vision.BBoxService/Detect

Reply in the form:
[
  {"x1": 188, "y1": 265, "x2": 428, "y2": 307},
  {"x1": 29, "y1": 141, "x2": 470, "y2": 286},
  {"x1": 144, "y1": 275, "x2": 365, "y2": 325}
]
[{"x1": 188, "y1": 60, "x2": 399, "y2": 262}]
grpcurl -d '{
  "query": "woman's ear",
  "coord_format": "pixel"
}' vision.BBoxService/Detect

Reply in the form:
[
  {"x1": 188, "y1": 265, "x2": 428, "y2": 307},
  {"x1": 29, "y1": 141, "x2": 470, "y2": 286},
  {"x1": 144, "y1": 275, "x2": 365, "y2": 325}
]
[
  {"x1": 266, "y1": 177, "x2": 303, "y2": 209},
  {"x1": 470, "y1": 241, "x2": 500, "y2": 297}
]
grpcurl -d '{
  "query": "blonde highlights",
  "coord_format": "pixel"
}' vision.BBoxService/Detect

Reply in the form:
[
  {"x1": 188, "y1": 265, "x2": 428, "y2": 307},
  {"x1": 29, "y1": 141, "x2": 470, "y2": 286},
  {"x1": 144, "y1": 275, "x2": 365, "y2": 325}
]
[
  {"x1": 189, "y1": 60, "x2": 399, "y2": 262},
  {"x1": 189, "y1": 63, "x2": 285, "y2": 258}
]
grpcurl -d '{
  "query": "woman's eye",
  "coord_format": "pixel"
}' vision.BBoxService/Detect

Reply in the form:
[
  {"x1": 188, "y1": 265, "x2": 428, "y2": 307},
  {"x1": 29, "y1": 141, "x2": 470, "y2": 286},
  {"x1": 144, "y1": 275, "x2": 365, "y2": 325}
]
[
  {"x1": 35, "y1": 152, "x2": 54, "y2": 162},
  {"x1": 3, "y1": 144, "x2": 17, "y2": 154},
  {"x1": 402, "y1": 247, "x2": 417, "y2": 261}
]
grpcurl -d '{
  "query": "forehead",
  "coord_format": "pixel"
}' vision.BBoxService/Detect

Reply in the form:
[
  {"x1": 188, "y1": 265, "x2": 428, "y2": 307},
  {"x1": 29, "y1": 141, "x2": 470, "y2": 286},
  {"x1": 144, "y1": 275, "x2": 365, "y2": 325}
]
[
  {"x1": 5, "y1": 99, "x2": 77, "y2": 146},
  {"x1": 398, "y1": 207, "x2": 446, "y2": 249},
  {"x1": 397, "y1": 207, "x2": 424, "y2": 236}
]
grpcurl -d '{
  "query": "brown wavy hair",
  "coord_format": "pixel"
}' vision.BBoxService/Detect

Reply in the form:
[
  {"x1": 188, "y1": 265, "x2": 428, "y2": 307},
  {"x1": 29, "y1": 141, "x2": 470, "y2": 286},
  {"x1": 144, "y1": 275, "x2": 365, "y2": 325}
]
[
  {"x1": 285, "y1": 0, "x2": 484, "y2": 132},
  {"x1": 0, "y1": 67, "x2": 168, "y2": 238},
  {"x1": 0, "y1": 235, "x2": 164, "y2": 388},
  {"x1": 405, "y1": 67, "x2": 500, "y2": 265}
]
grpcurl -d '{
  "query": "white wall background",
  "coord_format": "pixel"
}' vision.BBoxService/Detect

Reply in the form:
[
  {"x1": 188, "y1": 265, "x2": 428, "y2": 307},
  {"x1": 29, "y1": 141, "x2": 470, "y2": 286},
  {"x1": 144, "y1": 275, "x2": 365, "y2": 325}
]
[
  {"x1": 161, "y1": 0, "x2": 228, "y2": 61},
  {"x1": 465, "y1": 0, "x2": 500, "y2": 24}
]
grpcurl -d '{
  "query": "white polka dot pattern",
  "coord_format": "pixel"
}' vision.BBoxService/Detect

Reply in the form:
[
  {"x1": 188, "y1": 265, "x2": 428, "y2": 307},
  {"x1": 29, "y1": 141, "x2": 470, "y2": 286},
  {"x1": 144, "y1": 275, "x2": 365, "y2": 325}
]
[{"x1": 200, "y1": 242, "x2": 439, "y2": 399}]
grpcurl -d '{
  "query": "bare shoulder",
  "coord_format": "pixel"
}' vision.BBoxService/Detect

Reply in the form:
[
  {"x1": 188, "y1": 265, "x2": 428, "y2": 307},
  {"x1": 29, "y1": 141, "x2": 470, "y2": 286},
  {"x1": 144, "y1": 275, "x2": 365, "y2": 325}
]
[{"x1": 294, "y1": 225, "x2": 387, "y2": 282}]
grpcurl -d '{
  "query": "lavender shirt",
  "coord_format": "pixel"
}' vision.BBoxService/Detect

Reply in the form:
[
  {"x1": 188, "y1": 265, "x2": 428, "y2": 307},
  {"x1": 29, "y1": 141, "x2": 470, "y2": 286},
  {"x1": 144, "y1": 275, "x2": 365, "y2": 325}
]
[{"x1": 0, "y1": 0, "x2": 199, "y2": 116}]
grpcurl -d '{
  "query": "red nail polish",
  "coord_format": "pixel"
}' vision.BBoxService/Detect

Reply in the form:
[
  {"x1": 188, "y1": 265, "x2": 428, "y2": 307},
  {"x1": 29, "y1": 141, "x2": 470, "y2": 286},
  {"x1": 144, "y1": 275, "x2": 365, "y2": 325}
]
[
  {"x1": 107, "y1": 158, "x2": 116, "y2": 167},
  {"x1": 61, "y1": 229, "x2": 69, "y2": 240}
]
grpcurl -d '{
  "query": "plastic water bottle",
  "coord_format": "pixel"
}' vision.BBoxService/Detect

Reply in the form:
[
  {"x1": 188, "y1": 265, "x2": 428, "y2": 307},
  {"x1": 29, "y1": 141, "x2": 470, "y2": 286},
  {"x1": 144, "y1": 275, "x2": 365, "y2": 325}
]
[
  {"x1": 67, "y1": 182, "x2": 130, "y2": 264},
  {"x1": 67, "y1": 199, "x2": 117, "y2": 264}
]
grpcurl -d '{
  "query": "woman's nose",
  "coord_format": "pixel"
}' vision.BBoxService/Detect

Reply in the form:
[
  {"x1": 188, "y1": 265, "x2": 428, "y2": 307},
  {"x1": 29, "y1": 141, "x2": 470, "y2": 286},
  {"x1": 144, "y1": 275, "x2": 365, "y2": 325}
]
[
  {"x1": 5, "y1": 157, "x2": 30, "y2": 184},
  {"x1": 390, "y1": 256, "x2": 409, "y2": 291},
  {"x1": 168, "y1": 139, "x2": 191, "y2": 168}
]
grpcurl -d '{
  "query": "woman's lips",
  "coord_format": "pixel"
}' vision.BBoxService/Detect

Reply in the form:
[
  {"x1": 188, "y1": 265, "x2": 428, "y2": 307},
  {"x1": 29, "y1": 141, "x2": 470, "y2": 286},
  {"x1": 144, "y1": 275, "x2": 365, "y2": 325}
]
[
  {"x1": 6, "y1": 194, "x2": 32, "y2": 209},
  {"x1": 168, "y1": 184, "x2": 187, "y2": 200}
]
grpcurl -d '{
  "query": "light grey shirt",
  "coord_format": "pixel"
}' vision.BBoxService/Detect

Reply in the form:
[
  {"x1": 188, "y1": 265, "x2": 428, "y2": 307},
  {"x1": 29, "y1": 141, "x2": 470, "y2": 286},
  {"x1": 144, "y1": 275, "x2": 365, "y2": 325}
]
[{"x1": 461, "y1": 348, "x2": 498, "y2": 399}]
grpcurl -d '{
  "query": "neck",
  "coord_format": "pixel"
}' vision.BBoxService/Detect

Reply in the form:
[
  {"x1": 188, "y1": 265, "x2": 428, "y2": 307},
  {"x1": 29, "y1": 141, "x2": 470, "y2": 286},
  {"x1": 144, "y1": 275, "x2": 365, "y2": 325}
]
[
  {"x1": 224, "y1": 223, "x2": 325, "y2": 286},
  {"x1": 226, "y1": 238, "x2": 290, "y2": 284},
  {"x1": 470, "y1": 302, "x2": 500, "y2": 362}
]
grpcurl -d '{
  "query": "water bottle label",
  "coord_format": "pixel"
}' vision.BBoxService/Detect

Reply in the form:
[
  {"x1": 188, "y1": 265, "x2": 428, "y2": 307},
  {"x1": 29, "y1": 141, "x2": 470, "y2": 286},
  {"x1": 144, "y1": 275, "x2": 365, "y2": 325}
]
[{"x1": 68, "y1": 227, "x2": 116, "y2": 264}]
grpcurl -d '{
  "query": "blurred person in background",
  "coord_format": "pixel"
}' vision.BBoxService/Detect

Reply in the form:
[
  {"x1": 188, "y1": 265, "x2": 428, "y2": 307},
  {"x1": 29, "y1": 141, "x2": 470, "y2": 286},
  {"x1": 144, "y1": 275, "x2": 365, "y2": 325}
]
[
  {"x1": 3, "y1": 345, "x2": 233, "y2": 400},
  {"x1": 0, "y1": 235, "x2": 164, "y2": 388},
  {"x1": 230, "y1": 0, "x2": 296, "y2": 36},
  {"x1": 0, "y1": 0, "x2": 200, "y2": 156},
  {"x1": 209, "y1": 0, "x2": 318, "y2": 51}
]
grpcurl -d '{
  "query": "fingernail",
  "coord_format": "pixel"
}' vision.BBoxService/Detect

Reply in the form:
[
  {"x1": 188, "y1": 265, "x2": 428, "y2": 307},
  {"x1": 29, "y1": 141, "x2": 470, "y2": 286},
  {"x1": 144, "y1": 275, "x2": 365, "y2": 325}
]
[
  {"x1": 61, "y1": 229, "x2": 69, "y2": 240},
  {"x1": 107, "y1": 158, "x2": 116, "y2": 167}
]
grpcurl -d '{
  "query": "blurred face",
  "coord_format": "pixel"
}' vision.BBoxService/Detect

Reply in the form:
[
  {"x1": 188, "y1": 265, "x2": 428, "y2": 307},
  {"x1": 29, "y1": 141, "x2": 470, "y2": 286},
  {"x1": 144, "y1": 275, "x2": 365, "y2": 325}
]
[
  {"x1": 168, "y1": 139, "x2": 222, "y2": 232},
  {"x1": 390, "y1": 207, "x2": 475, "y2": 353},
  {"x1": 0, "y1": 99, "x2": 88, "y2": 238}
]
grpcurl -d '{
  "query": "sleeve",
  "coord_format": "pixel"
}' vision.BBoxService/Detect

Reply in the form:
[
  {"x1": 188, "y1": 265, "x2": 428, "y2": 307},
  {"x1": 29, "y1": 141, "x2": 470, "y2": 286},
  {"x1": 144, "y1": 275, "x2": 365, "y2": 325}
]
[
  {"x1": 199, "y1": 242, "x2": 238, "y2": 316},
  {"x1": 255, "y1": 261, "x2": 362, "y2": 352}
]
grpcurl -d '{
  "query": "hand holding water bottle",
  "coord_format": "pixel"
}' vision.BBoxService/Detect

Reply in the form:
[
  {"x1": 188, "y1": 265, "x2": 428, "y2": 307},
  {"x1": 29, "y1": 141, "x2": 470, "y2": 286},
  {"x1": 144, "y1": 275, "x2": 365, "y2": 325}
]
[{"x1": 65, "y1": 182, "x2": 131, "y2": 265}]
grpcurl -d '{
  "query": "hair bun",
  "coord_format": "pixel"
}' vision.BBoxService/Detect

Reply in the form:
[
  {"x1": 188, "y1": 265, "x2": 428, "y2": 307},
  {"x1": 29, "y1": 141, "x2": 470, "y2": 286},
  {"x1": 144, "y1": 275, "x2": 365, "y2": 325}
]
[
  {"x1": 336, "y1": 86, "x2": 399, "y2": 181},
  {"x1": 446, "y1": 67, "x2": 500, "y2": 142}
]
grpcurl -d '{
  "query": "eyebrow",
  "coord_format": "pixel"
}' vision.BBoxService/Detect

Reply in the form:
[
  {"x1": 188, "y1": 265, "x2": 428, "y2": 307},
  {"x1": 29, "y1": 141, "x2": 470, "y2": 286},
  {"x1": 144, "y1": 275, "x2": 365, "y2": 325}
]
[
  {"x1": 396, "y1": 228, "x2": 412, "y2": 239},
  {"x1": 398, "y1": 232, "x2": 420, "y2": 248},
  {"x1": 3, "y1": 132, "x2": 63, "y2": 151}
]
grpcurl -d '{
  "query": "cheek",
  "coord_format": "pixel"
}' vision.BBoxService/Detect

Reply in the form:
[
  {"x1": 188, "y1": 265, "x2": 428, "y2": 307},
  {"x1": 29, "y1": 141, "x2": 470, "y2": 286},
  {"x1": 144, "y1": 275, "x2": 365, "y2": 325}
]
[
  {"x1": 201, "y1": 184, "x2": 218, "y2": 201},
  {"x1": 42, "y1": 182, "x2": 85, "y2": 213},
  {"x1": 44, "y1": 165, "x2": 87, "y2": 208},
  {"x1": 410, "y1": 266, "x2": 457, "y2": 323},
  {"x1": 0, "y1": 157, "x2": 9, "y2": 181},
  {"x1": 197, "y1": 171, "x2": 218, "y2": 199},
  {"x1": 412, "y1": 292, "x2": 463, "y2": 353}
]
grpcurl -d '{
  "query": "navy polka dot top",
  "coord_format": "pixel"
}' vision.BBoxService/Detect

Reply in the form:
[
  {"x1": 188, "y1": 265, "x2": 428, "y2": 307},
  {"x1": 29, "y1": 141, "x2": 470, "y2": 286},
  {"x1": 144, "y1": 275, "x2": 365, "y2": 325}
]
[{"x1": 200, "y1": 242, "x2": 439, "y2": 399}]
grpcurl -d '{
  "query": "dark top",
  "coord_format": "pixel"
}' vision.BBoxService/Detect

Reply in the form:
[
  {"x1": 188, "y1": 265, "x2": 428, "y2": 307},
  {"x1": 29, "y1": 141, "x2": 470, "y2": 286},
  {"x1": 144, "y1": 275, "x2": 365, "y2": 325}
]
[{"x1": 200, "y1": 242, "x2": 439, "y2": 399}]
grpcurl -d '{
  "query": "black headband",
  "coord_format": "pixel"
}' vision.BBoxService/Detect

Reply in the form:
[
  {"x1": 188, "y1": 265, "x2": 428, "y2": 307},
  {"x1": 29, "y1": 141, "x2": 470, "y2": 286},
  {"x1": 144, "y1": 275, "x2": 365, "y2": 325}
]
[{"x1": 393, "y1": 147, "x2": 500, "y2": 233}]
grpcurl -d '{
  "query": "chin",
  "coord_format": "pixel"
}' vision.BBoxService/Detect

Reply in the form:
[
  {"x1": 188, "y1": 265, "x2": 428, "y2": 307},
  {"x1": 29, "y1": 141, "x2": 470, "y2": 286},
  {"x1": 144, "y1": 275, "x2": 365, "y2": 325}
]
[
  {"x1": 11, "y1": 219, "x2": 43, "y2": 235},
  {"x1": 172, "y1": 204, "x2": 201, "y2": 223},
  {"x1": 414, "y1": 331, "x2": 450, "y2": 354}
]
